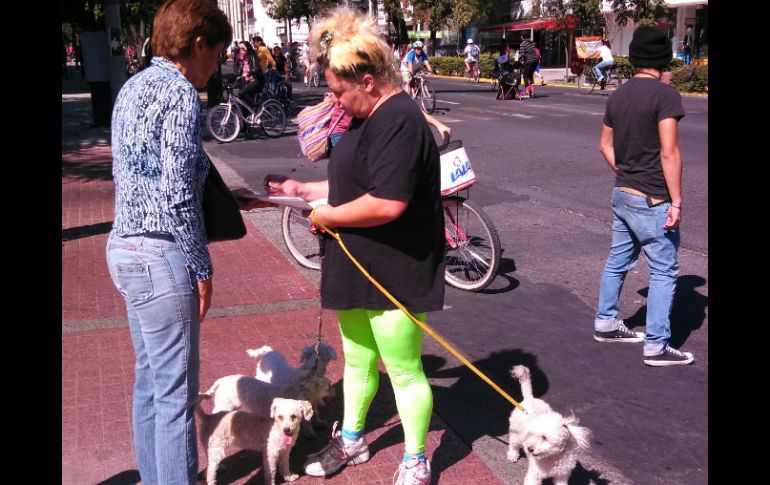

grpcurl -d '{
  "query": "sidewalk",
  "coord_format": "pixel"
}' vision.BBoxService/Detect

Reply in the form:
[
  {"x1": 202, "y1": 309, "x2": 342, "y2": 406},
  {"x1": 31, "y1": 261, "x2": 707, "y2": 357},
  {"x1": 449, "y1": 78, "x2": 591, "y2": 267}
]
[{"x1": 62, "y1": 76, "x2": 504, "y2": 484}]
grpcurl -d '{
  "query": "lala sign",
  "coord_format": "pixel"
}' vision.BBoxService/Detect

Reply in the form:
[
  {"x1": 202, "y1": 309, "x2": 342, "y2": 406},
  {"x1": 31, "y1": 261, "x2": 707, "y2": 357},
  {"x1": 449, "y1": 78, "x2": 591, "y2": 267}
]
[{"x1": 439, "y1": 142, "x2": 476, "y2": 196}]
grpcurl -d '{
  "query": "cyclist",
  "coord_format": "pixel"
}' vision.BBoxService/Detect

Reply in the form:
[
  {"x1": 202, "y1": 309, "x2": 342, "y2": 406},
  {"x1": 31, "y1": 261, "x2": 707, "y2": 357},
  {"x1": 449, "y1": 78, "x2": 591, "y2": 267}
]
[
  {"x1": 234, "y1": 40, "x2": 266, "y2": 108},
  {"x1": 400, "y1": 40, "x2": 433, "y2": 94},
  {"x1": 594, "y1": 39, "x2": 614, "y2": 89},
  {"x1": 270, "y1": 44, "x2": 292, "y2": 99},
  {"x1": 463, "y1": 38, "x2": 480, "y2": 79}
]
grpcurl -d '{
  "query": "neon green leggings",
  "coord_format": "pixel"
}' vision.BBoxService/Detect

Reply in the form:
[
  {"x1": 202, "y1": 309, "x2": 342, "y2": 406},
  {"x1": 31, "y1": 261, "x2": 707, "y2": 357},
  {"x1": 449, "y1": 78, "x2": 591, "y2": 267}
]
[{"x1": 338, "y1": 308, "x2": 433, "y2": 455}]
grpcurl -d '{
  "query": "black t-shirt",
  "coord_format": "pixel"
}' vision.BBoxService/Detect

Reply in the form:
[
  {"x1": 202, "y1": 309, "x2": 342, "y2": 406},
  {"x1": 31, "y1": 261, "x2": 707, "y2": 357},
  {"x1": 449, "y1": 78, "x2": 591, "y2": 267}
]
[
  {"x1": 321, "y1": 91, "x2": 446, "y2": 312},
  {"x1": 603, "y1": 78, "x2": 685, "y2": 200}
]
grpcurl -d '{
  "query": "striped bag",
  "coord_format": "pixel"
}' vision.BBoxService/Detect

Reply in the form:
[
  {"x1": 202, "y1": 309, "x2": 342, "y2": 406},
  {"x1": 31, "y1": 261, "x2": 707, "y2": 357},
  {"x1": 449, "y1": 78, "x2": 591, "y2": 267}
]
[{"x1": 296, "y1": 95, "x2": 345, "y2": 161}]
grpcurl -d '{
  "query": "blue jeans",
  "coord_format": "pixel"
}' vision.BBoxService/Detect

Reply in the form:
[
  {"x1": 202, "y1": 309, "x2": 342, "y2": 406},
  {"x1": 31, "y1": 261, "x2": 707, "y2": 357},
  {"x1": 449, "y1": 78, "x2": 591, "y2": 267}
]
[
  {"x1": 594, "y1": 60, "x2": 613, "y2": 80},
  {"x1": 106, "y1": 232, "x2": 200, "y2": 485},
  {"x1": 595, "y1": 188, "x2": 680, "y2": 356}
]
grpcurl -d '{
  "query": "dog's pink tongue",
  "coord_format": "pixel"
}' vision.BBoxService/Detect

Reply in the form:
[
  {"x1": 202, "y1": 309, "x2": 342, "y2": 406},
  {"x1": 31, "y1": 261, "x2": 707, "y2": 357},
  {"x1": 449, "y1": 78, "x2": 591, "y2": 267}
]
[{"x1": 284, "y1": 434, "x2": 293, "y2": 445}]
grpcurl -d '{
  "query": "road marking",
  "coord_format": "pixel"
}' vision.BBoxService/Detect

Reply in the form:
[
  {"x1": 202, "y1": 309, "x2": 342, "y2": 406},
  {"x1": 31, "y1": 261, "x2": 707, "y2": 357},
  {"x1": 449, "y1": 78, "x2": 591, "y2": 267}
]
[{"x1": 437, "y1": 99, "x2": 461, "y2": 105}]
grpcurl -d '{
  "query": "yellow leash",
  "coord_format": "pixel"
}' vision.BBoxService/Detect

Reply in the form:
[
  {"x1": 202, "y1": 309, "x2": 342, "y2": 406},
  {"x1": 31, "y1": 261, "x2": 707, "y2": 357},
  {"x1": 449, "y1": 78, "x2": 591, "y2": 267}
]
[{"x1": 310, "y1": 210, "x2": 526, "y2": 414}]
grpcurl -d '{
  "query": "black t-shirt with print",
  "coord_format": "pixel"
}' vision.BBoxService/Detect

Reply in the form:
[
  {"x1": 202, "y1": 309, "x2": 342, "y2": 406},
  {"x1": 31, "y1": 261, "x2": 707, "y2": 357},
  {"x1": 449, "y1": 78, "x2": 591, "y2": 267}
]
[
  {"x1": 320, "y1": 91, "x2": 445, "y2": 312},
  {"x1": 604, "y1": 77, "x2": 685, "y2": 200}
]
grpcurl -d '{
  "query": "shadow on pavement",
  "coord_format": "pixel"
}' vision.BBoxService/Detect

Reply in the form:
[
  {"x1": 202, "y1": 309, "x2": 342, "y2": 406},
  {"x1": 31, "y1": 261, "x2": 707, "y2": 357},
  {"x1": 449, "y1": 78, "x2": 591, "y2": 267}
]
[
  {"x1": 95, "y1": 470, "x2": 140, "y2": 485},
  {"x1": 624, "y1": 274, "x2": 708, "y2": 349},
  {"x1": 62, "y1": 221, "x2": 113, "y2": 242}
]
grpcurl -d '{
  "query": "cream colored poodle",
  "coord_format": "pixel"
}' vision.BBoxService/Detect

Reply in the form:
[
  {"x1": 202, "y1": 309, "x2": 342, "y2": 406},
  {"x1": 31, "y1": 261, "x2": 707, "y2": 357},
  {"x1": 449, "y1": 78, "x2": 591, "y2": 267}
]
[
  {"x1": 196, "y1": 395, "x2": 313, "y2": 485},
  {"x1": 204, "y1": 373, "x2": 335, "y2": 438},
  {"x1": 507, "y1": 365, "x2": 591, "y2": 485},
  {"x1": 246, "y1": 344, "x2": 338, "y2": 429},
  {"x1": 247, "y1": 343, "x2": 338, "y2": 384}
]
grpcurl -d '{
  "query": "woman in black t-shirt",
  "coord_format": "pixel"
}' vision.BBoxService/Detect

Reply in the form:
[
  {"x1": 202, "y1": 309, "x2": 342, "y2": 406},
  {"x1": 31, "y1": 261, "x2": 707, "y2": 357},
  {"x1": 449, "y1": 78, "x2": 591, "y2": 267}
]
[{"x1": 266, "y1": 8, "x2": 443, "y2": 485}]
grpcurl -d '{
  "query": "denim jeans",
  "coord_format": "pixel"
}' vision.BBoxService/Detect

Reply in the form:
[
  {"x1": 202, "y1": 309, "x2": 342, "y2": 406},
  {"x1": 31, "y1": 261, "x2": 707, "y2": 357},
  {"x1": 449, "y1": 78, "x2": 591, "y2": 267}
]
[
  {"x1": 595, "y1": 188, "x2": 680, "y2": 356},
  {"x1": 106, "y1": 232, "x2": 200, "y2": 485},
  {"x1": 594, "y1": 60, "x2": 614, "y2": 80}
]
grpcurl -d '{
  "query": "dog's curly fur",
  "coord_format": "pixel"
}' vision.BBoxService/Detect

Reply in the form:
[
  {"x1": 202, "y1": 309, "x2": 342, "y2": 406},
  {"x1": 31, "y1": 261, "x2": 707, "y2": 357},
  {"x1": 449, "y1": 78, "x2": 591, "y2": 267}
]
[
  {"x1": 204, "y1": 373, "x2": 335, "y2": 438},
  {"x1": 507, "y1": 365, "x2": 591, "y2": 485},
  {"x1": 196, "y1": 395, "x2": 313, "y2": 485},
  {"x1": 246, "y1": 344, "x2": 338, "y2": 429}
]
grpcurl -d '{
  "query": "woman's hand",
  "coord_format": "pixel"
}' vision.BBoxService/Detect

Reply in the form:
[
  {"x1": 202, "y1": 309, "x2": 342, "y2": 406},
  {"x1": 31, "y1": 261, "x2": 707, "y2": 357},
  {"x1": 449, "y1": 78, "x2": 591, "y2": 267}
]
[
  {"x1": 197, "y1": 278, "x2": 213, "y2": 323},
  {"x1": 263, "y1": 174, "x2": 301, "y2": 196}
]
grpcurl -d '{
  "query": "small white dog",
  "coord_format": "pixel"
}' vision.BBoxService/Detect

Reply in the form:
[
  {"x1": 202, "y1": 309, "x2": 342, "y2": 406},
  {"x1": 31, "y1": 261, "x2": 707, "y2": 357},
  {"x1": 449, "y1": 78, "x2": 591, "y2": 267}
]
[
  {"x1": 196, "y1": 394, "x2": 313, "y2": 485},
  {"x1": 247, "y1": 343, "x2": 338, "y2": 384},
  {"x1": 507, "y1": 365, "x2": 591, "y2": 485},
  {"x1": 247, "y1": 343, "x2": 338, "y2": 428},
  {"x1": 204, "y1": 373, "x2": 335, "y2": 438}
]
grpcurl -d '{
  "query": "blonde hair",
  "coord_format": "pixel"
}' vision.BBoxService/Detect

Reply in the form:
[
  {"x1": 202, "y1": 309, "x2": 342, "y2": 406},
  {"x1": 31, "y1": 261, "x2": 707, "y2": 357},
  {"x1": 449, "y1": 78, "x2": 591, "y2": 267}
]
[{"x1": 308, "y1": 7, "x2": 396, "y2": 84}]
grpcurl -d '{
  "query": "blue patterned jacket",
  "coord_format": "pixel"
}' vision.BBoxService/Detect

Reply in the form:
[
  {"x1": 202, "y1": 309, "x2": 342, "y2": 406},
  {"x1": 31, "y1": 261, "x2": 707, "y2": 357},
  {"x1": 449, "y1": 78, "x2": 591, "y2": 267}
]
[{"x1": 111, "y1": 57, "x2": 212, "y2": 281}]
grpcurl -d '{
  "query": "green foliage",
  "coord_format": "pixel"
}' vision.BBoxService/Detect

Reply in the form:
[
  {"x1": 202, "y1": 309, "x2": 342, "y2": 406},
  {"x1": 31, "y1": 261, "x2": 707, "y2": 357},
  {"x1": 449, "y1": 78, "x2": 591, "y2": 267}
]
[
  {"x1": 610, "y1": 0, "x2": 667, "y2": 27},
  {"x1": 535, "y1": 0, "x2": 605, "y2": 35},
  {"x1": 609, "y1": 56, "x2": 684, "y2": 79},
  {"x1": 263, "y1": 0, "x2": 337, "y2": 25},
  {"x1": 428, "y1": 54, "x2": 497, "y2": 78},
  {"x1": 670, "y1": 64, "x2": 708, "y2": 93}
]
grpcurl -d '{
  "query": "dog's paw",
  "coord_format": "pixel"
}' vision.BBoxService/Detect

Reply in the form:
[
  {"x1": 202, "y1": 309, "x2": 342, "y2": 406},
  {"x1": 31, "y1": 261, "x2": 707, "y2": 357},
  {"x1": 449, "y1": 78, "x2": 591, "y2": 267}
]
[
  {"x1": 507, "y1": 448, "x2": 521, "y2": 462},
  {"x1": 283, "y1": 473, "x2": 300, "y2": 482}
]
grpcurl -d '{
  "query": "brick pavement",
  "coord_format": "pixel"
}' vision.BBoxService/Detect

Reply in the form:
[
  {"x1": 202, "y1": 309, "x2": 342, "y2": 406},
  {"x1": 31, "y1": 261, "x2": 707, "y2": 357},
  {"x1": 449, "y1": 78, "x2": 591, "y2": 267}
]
[{"x1": 61, "y1": 83, "x2": 504, "y2": 484}]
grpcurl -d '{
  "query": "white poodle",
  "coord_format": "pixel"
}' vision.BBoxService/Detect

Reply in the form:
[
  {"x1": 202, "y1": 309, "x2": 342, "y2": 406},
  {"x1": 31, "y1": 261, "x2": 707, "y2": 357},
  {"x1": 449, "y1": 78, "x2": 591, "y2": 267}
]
[
  {"x1": 507, "y1": 365, "x2": 591, "y2": 485},
  {"x1": 247, "y1": 343, "x2": 338, "y2": 384},
  {"x1": 196, "y1": 394, "x2": 312, "y2": 485},
  {"x1": 204, "y1": 373, "x2": 335, "y2": 438},
  {"x1": 247, "y1": 343, "x2": 338, "y2": 428}
]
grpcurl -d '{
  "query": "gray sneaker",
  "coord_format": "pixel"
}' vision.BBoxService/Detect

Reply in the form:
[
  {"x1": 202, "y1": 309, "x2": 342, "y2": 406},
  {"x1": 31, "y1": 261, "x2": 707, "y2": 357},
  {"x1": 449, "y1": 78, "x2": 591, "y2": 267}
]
[
  {"x1": 303, "y1": 421, "x2": 370, "y2": 477},
  {"x1": 644, "y1": 346, "x2": 695, "y2": 367},
  {"x1": 393, "y1": 457, "x2": 431, "y2": 485},
  {"x1": 594, "y1": 321, "x2": 644, "y2": 343}
]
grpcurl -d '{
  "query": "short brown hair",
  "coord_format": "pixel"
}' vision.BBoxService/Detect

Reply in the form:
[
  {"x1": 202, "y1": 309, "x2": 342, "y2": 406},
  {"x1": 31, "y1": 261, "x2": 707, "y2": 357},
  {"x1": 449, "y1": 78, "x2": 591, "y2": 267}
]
[{"x1": 152, "y1": 0, "x2": 232, "y2": 61}]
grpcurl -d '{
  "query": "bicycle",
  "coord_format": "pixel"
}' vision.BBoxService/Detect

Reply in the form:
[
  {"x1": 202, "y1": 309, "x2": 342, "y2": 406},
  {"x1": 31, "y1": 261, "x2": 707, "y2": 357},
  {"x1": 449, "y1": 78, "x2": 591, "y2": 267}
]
[
  {"x1": 464, "y1": 61, "x2": 480, "y2": 82},
  {"x1": 576, "y1": 62, "x2": 624, "y2": 94},
  {"x1": 407, "y1": 70, "x2": 436, "y2": 114},
  {"x1": 304, "y1": 65, "x2": 321, "y2": 88},
  {"x1": 206, "y1": 76, "x2": 287, "y2": 143},
  {"x1": 265, "y1": 68, "x2": 292, "y2": 112},
  {"x1": 280, "y1": 136, "x2": 502, "y2": 291}
]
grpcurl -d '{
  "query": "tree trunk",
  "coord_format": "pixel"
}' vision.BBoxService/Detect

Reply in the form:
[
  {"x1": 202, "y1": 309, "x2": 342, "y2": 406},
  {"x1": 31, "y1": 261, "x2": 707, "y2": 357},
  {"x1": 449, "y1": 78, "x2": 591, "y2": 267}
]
[{"x1": 429, "y1": 29, "x2": 436, "y2": 56}]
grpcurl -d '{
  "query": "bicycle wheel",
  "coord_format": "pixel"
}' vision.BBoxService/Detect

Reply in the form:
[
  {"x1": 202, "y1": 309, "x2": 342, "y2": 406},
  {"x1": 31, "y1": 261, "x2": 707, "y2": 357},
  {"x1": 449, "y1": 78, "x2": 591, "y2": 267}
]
[
  {"x1": 206, "y1": 103, "x2": 241, "y2": 143},
  {"x1": 443, "y1": 198, "x2": 501, "y2": 291},
  {"x1": 258, "y1": 99, "x2": 286, "y2": 138},
  {"x1": 277, "y1": 84, "x2": 291, "y2": 111},
  {"x1": 281, "y1": 206, "x2": 321, "y2": 270},
  {"x1": 489, "y1": 77, "x2": 499, "y2": 91},
  {"x1": 421, "y1": 80, "x2": 436, "y2": 113},
  {"x1": 312, "y1": 70, "x2": 320, "y2": 88},
  {"x1": 473, "y1": 68, "x2": 480, "y2": 83}
]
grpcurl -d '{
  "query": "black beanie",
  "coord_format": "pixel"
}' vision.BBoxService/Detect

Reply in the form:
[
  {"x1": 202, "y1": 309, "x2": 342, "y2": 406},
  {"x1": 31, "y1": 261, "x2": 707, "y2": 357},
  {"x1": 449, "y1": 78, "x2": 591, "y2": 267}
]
[{"x1": 629, "y1": 26, "x2": 672, "y2": 68}]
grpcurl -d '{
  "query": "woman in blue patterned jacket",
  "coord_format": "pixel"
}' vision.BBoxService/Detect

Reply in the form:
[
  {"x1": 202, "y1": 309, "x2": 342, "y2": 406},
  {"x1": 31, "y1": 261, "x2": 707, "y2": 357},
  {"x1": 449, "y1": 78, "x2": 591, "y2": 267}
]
[{"x1": 105, "y1": 1, "x2": 231, "y2": 483}]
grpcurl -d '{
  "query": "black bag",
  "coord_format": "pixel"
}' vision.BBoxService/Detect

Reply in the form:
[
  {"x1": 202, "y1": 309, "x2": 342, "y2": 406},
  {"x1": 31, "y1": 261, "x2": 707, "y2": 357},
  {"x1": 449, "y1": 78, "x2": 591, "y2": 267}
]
[{"x1": 202, "y1": 162, "x2": 247, "y2": 242}]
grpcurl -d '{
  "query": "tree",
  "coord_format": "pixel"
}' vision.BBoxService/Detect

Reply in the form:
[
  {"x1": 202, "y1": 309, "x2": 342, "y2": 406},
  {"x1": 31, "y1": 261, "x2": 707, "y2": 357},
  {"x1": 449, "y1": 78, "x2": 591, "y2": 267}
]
[
  {"x1": 262, "y1": 0, "x2": 337, "y2": 29},
  {"x1": 533, "y1": 0, "x2": 606, "y2": 76},
  {"x1": 411, "y1": 0, "x2": 479, "y2": 55},
  {"x1": 610, "y1": 0, "x2": 668, "y2": 27}
]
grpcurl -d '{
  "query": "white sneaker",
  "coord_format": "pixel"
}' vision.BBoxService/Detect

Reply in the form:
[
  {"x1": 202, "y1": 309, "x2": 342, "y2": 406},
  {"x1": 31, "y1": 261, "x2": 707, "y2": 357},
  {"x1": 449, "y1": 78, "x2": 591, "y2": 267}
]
[
  {"x1": 303, "y1": 421, "x2": 370, "y2": 476},
  {"x1": 393, "y1": 457, "x2": 431, "y2": 485}
]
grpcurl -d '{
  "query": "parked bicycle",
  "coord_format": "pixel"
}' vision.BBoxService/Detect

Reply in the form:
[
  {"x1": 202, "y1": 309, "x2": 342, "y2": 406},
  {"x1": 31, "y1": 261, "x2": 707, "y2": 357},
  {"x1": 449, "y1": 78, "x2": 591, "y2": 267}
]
[
  {"x1": 206, "y1": 76, "x2": 287, "y2": 143},
  {"x1": 576, "y1": 61, "x2": 624, "y2": 94},
  {"x1": 407, "y1": 70, "x2": 436, "y2": 113},
  {"x1": 280, "y1": 135, "x2": 502, "y2": 291}
]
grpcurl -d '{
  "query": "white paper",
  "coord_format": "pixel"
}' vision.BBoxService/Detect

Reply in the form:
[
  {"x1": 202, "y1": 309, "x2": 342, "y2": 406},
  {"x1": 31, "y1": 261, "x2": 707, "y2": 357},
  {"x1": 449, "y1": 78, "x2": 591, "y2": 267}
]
[{"x1": 255, "y1": 195, "x2": 328, "y2": 211}]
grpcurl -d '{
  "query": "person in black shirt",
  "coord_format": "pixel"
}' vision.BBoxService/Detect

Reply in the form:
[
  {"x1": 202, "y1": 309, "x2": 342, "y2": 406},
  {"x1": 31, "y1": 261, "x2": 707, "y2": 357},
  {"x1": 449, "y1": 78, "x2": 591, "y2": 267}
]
[
  {"x1": 265, "y1": 8, "x2": 444, "y2": 485},
  {"x1": 518, "y1": 32, "x2": 538, "y2": 98},
  {"x1": 594, "y1": 26, "x2": 693, "y2": 367}
]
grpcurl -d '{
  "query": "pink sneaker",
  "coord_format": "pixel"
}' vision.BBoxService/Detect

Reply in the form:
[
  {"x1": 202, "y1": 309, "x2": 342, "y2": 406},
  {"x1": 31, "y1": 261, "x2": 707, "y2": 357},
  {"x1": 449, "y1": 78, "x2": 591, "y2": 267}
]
[{"x1": 393, "y1": 457, "x2": 431, "y2": 485}]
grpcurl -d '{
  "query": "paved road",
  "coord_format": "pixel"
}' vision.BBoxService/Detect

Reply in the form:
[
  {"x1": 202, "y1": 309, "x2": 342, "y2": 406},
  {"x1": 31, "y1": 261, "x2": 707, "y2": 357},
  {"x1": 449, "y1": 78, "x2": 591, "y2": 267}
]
[{"x1": 204, "y1": 77, "x2": 708, "y2": 485}]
